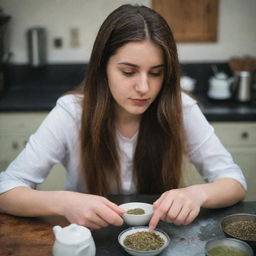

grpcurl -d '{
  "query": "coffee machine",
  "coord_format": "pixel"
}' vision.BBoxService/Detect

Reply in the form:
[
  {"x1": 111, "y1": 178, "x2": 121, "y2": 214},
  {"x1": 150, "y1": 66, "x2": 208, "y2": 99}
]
[{"x1": 0, "y1": 8, "x2": 11, "y2": 95}]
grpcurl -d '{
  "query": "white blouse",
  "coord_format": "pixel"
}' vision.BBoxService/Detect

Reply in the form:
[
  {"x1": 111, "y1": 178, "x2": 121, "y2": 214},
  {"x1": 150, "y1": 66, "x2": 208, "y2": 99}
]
[{"x1": 0, "y1": 93, "x2": 247, "y2": 194}]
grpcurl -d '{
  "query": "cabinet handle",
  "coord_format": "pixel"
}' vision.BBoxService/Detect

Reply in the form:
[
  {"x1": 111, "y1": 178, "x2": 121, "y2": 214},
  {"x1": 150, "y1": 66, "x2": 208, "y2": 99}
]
[
  {"x1": 241, "y1": 131, "x2": 249, "y2": 139},
  {"x1": 12, "y1": 141, "x2": 19, "y2": 150}
]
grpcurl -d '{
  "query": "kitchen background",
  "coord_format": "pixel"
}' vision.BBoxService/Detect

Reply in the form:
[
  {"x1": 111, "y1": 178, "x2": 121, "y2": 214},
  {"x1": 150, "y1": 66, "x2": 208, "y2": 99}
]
[
  {"x1": 0, "y1": 0, "x2": 256, "y2": 200},
  {"x1": 1, "y1": 0, "x2": 256, "y2": 63}
]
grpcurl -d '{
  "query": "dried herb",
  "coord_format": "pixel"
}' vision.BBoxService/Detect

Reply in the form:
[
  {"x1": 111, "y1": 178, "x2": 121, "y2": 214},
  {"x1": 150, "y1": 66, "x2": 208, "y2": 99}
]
[
  {"x1": 208, "y1": 246, "x2": 248, "y2": 256},
  {"x1": 124, "y1": 231, "x2": 164, "y2": 251},
  {"x1": 126, "y1": 208, "x2": 145, "y2": 215},
  {"x1": 225, "y1": 220, "x2": 256, "y2": 240}
]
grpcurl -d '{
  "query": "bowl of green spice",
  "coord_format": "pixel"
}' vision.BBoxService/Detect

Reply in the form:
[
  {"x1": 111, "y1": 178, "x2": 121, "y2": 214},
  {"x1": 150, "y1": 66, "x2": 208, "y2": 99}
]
[
  {"x1": 205, "y1": 238, "x2": 253, "y2": 256},
  {"x1": 118, "y1": 226, "x2": 170, "y2": 256},
  {"x1": 220, "y1": 213, "x2": 256, "y2": 250},
  {"x1": 119, "y1": 202, "x2": 153, "y2": 226}
]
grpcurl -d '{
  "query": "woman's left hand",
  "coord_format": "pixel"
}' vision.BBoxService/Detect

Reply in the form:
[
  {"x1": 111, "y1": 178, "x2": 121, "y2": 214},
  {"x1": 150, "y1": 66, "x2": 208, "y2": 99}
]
[{"x1": 149, "y1": 185, "x2": 207, "y2": 229}]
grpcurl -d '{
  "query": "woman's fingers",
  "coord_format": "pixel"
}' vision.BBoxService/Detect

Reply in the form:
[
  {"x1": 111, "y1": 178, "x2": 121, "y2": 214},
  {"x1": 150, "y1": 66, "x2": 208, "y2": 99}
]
[
  {"x1": 149, "y1": 195, "x2": 173, "y2": 229},
  {"x1": 150, "y1": 188, "x2": 202, "y2": 228},
  {"x1": 96, "y1": 203, "x2": 124, "y2": 226}
]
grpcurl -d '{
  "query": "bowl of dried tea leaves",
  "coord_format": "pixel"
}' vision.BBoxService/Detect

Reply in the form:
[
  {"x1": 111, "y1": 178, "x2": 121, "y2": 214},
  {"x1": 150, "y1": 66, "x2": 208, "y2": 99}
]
[
  {"x1": 119, "y1": 202, "x2": 153, "y2": 226},
  {"x1": 221, "y1": 213, "x2": 256, "y2": 250},
  {"x1": 118, "y1": 226, "x2": 170, "y2": 256}
]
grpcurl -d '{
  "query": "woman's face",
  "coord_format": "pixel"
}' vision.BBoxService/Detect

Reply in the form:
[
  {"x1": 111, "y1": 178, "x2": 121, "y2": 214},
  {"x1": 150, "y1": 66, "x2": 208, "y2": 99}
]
[{"x1": 106, "y1": 40, "x2": 164, "y2": 120}]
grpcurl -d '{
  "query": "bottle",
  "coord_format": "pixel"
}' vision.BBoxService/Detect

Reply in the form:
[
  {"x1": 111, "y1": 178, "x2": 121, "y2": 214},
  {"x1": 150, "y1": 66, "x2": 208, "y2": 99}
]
[
  {"x1": 233, "y1": 71, "x2": 252, "y2": 102},
  {"x1": 27, "y1": 27, "x2": 47, "y2": 67}
]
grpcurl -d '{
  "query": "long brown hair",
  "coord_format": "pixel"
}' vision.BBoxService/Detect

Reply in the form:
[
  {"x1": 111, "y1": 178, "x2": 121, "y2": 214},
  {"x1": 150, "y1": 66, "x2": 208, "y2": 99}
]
[{"x1": 80, "y1": 4, "x2": 184, "y2": 195}]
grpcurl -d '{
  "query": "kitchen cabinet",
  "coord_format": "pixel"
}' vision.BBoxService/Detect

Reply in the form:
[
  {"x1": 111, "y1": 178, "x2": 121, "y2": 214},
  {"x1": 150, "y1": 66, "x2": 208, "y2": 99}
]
[
  {"x1": 183, "y1": 122, "x2": 256, "y2": 201},
  {"x1": 152, "y1": 0, "x2": 219, "y2": 42},
  {"x1": 0, "y1": 113, "x2": 66, "y2": 191},
  {"x1": 1, "y1": 114, "x2": 255, "y2": 200}
]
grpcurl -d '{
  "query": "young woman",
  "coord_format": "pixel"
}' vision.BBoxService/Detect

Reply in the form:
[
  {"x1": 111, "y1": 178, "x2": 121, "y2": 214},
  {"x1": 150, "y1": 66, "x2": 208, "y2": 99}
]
[{"x1": 0, "y1": 4, "x2": 246, "y2": 230}]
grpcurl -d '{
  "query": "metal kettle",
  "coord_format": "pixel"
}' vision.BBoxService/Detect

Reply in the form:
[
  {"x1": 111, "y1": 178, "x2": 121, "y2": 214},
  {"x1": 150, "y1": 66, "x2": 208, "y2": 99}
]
[
  {"x1": 27, "y1": 27, "x2": 47, "y2": 67},
  {"x1": 232, "y1": 71, "x2": 252, "y2": 102}
]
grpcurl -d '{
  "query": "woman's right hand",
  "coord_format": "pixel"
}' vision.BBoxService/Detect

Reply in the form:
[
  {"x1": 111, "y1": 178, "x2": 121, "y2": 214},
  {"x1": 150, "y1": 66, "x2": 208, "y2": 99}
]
[{"x1": 59, "y1": 192, "x2": 125, "y2": 230}]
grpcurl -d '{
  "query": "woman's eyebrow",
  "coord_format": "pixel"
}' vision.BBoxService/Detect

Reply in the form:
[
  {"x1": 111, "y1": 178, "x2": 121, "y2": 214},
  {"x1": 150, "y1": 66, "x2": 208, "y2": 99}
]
[{"x1": 118, "y1": 62, "x2": 164, "y2": 68}]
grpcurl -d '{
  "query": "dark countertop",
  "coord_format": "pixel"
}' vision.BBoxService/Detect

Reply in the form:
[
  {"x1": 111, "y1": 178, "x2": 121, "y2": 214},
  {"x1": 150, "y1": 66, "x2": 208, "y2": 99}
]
[
  {"x1": 1, "y1": 194, "x2": 255, "y2": 256},
  {"x1": 93, "y1": 195, "x2": 256, "y2": 256},
  {"x1": 0, "y1": 63, "x2": 256, "y2": 122}
]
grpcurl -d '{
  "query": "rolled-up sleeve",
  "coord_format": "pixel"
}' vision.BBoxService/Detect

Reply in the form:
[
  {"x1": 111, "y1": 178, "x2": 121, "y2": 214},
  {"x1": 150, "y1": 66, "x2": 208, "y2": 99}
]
[
  {"x1": 0, "y1": 95, "x2": 79, "y2": 194},
  {"x1": 182, "y1": 94, "x2": 247, "y2": 190}
]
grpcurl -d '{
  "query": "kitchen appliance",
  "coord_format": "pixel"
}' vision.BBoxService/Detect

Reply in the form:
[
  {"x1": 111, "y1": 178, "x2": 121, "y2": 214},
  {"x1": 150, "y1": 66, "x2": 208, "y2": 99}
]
[
  {"x1": 0, "y1": 8, "x2": 11, "y2": 94},
  {"x1": 232, "y1": 71, "x2": 252, "y2": 102},
  {"x1": 27, "y1": 27, "x2": 47, "y2": 67},
  {"x1": 208, "y1": 72, "x2": 233, "y2": 100}
]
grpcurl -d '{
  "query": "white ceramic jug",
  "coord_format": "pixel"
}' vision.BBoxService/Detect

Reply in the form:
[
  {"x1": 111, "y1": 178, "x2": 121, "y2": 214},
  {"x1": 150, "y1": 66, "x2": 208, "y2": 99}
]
[
  {"x1": 208, "y1": 72, "x2": 233, "y2": 100},
  {"x1": 52, "y1": 224, "x2": 96, "y2": 256}
]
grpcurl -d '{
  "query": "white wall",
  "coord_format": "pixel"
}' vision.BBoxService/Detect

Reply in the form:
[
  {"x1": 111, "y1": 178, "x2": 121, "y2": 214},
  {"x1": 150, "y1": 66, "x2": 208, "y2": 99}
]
[{"x1": 1, "y1": 0, "x2": 256, "y2": 64}]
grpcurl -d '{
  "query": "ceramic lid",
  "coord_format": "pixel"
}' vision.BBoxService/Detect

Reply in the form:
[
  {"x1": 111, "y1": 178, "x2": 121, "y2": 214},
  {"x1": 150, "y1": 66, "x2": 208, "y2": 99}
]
[
  {"x1": 55, "y1": 224, "x2": 92, "y2": 245},
  {"x1": 215, "y1": 72, "x2": 228, "y2": 80}
]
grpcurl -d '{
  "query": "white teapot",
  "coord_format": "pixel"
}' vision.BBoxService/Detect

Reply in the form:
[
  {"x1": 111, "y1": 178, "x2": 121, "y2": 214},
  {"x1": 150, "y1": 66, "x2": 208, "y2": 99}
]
[
  {"x1": 52, "y1": 224, "x2": 96, "y2": 256},
  {"x1": 208, "y1": 72, "x2": 233, "y2": 100}
]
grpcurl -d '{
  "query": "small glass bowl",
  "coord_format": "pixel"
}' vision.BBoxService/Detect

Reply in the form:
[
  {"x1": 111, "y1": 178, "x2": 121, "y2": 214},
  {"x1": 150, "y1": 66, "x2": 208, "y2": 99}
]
[{"x1": 118, "y1": 226, "x2": 170, "y2": 256}]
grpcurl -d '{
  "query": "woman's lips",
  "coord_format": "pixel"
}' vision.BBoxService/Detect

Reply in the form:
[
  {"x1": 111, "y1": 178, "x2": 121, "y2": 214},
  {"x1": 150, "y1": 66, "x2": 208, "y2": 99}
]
[{"x1": 131, "y1": 98, "x2": 149, "y2": 105}]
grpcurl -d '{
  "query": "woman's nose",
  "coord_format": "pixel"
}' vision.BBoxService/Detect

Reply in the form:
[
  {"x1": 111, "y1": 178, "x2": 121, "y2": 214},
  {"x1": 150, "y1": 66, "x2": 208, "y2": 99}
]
[{"x1": 135, "y1": 75, "x2": 149, "y2": 94}]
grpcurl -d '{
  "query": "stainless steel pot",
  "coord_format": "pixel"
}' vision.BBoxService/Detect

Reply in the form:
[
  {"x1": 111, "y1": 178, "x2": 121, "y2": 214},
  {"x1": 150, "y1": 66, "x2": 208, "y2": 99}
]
[
  {"x1": 233, "y1": 71, "x2": 252, "y2": 102},
  {"x1": 27, "y1": 27, "x2": 47, "y2": 67}
]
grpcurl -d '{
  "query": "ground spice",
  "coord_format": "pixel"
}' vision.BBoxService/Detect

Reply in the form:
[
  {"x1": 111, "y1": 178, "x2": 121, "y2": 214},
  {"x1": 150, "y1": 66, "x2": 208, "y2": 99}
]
[
  {"x1": 123, "y1": 231, "x2": 164, "y2": 251},
  {"x1": 208, "y1": 246, "x2": 248, "y2": 256},
  {"x1": 224, "y1": 220, "x2": 256, "y2": 240},
  {"x1": 126, "y1": 208, "x2": 145, "y2": 215}
]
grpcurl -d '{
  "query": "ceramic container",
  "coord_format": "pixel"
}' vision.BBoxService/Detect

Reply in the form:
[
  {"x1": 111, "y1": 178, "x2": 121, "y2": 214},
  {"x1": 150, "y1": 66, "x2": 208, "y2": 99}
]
[
  {"x1": 118, "y1": 226, "x2": 170, "y2": 256},
  {"x1": 205, "y1": 238, "x2": 253, "y2": 256},
  {"x1": 119, "y1": 202, "x2": 153, "y2": 226},
  {"x1": 208, "y1": 72, "x2": 233, "y2": 100},
  {"x1": 52, "y1": 224, "x2": 96, "y2": 256}
]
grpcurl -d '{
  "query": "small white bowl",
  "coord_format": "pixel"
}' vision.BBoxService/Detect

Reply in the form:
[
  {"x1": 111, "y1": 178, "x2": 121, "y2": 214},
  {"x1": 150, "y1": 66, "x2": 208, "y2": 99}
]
[
  {"x1": 119, "y1": 202, "x2": 153, "y2": 226},
  {"x1": 118, "y1": 226, "x2": 170, "y2": 256}
]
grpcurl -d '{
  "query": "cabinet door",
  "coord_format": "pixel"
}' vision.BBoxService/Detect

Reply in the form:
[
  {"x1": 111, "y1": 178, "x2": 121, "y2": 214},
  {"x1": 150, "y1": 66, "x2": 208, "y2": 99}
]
[
  {"x1": 0, "y1": 113, "x2": 66, "y2": 191},
  {"x1": 212, "y1": 122, "x2": 256, "y2": 201},
  {"x1": 0, "y1": 134, "x2": 29, "y2": 171},
  {"x1": 152, "y1": 0, "x2": 219, "y2": 42},
  {"x1": 0, "y1": 113, "x2": 48, "y2": 171},
  {"x1": 229, "y1": 147, "x2": 256, "y2": 201}
]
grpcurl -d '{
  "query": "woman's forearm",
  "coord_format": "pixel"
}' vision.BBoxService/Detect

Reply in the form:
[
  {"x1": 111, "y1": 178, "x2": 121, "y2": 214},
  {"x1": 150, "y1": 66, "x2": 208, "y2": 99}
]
[
  {"x1": 0, "y1": 186, "x2": 65, "y2": 216},
  {"x1": 193, "y1": 178, "x2": 246, "y2": 208},
  {"x1": 0, "y1": 186, "x2": 125, "y2": 229}
]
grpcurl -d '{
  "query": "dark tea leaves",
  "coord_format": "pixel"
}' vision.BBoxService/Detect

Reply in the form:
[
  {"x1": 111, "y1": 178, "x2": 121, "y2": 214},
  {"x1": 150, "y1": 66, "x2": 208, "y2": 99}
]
[
  {"x1": 123, "y1": 231, "x2": 164, "y2": 251},
  {"x1": 126, "y1": 208, "x2": 145, "y2": 215},
  {"x1": 225, "y1": 220, "x2": 256, "y2": 240}
]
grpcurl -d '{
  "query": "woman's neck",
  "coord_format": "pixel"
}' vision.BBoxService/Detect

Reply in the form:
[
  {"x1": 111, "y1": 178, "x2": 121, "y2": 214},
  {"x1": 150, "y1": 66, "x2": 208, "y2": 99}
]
[{"x1": 115, "y1": 109, "x2": 141, "y2": 139}]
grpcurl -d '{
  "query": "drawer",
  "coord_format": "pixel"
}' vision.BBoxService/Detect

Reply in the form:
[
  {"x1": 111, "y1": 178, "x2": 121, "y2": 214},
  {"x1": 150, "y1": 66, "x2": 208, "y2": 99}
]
[
  {"x1": 211, "y1": 122, "x2": 256, "y2": 146},
  {"x1": 0, "y1": 113, "x2": 47, "y2": 134}
]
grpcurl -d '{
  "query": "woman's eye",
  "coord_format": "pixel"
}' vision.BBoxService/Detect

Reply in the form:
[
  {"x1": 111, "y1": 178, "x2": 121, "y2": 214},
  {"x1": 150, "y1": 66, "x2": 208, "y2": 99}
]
[
  {"x1": 122, "y1": 71, "x2": 135, "y2": 76},
  {"x1": 149, "y1": 71, "x2": 162, "y2": 77}
]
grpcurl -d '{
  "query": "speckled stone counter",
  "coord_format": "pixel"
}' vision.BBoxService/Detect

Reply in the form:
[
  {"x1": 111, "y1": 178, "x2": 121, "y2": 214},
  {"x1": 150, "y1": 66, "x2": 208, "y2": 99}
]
[{"x1": 92, "y1": 195, "x2": 256, "y2": 256}]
